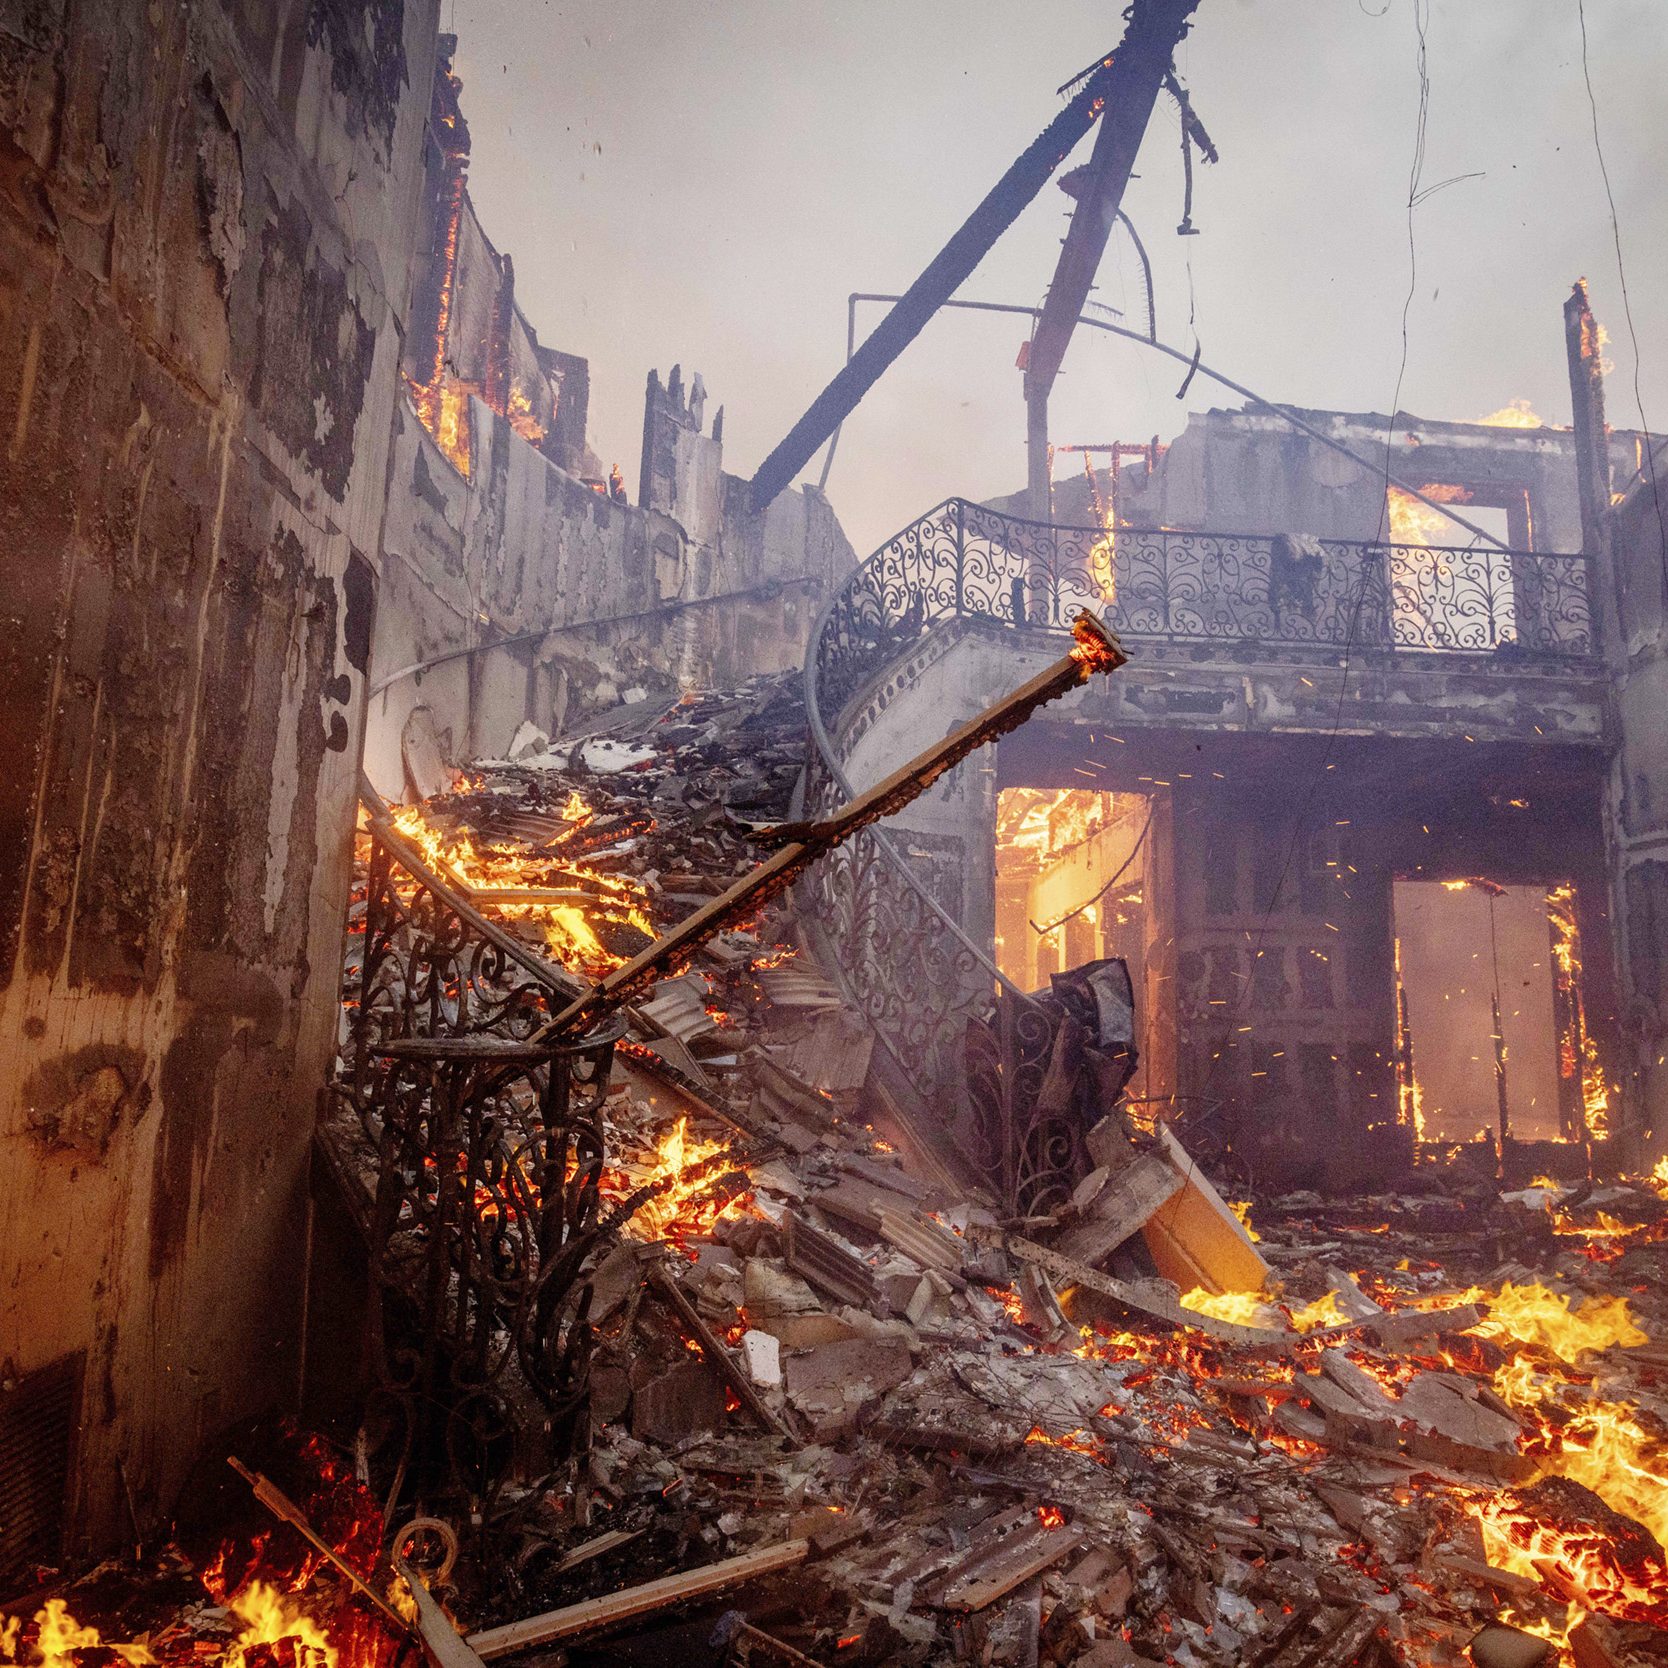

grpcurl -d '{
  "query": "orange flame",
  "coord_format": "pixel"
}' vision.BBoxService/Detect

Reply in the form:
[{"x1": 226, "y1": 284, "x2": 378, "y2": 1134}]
[
  {"x1": 390, "y1": 799, "x2": 654, "y2": 978},
  {"x1": 1387, "y1": 484, "x2": 1473, "y2": 548},
  {"x1": 6, "y1": 1603, "x2": 155, "y2": 1668},
  {"x1": 1477, "y1": 400, "x2": 1544, "y2": 429},
  {"x1": 621, "y1": 1117, "x2": 749, "y2": 1249}
]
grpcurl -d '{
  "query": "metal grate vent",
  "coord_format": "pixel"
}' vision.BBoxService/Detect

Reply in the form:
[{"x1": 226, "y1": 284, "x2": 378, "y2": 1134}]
[{"x1": 0, "y1": 1353, "x2": 82, "y2": 1593}]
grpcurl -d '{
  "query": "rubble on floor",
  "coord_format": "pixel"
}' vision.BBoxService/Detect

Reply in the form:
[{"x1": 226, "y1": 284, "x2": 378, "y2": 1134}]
[{"x1": 8, "y1": 677, "x2": 1668, "y2": 1668}]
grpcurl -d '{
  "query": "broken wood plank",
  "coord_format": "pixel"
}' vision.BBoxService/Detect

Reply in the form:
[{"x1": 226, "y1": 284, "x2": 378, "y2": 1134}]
[
  {"x1": 466, "y1": 1539, "x2": 811, "y2": 1657},
  {"x1": 649, "y1": 1264, "x2": 792, "y2": 1441},
  {"x1": 969, "y1": 1225, "x2": 1290, "y2": 1349},
  {"x1": 396, "y1": 1557, "x2": 487, "y2": 1668},
  {"x1": 1017, "y1": 1262, "x2": 1069, "y2": 1340},
  {"x1": 936, "y1": 1520, "x2": 1085, "y2": 1613},
  {"x1": 1396, "y1": 1375, "x2": 1524, "y2": 1454},
  {"x1": 1299, "y1": 1373, "x2": 1401, "y2": 1450},
  {"x1": 550, "y1": 1528, "x2": 646, "y2": 1576},
  {"x1": 1140, "y1": 1125, "x2": 1271, "y2": 1296},
  {"x1": 709, "y1": 1610, "x2": 825, "y2": 1666},
  {"x1": 1054, "y1": 1150, "x2": 1185, "y2": 1267},
  {"x1": 1440, "y1": 1555, "x2": 1540, "y2": 1598},
  {"x1": 230, "y1": 1458, "x2": 413, "y2": 1636},
  {"x1": 462, "y1": 885, "x2": 598, "y2": 906},
  {"x1": 1317, "y1": 1349, "x2": 1401, "y2": 1414},
  {"x1": 1362, "y1": 1303, "x2": 1483, "y2": 1351}
]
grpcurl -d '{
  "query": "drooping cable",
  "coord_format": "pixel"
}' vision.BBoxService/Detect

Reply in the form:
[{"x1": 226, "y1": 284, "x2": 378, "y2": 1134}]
[
  {"x1": 1029, "y1": 801, "x2": 1156, "y2": 938},
  {"x1": 1576, "y1": 0, "x2": 1668, "y2": 598},
  {"x1": 1196, "y1": 0, "x2": 1431, "y2": 1107}
]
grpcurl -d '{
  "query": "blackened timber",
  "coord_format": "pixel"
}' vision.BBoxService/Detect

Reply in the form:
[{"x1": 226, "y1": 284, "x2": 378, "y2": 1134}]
[
  {"x1": 648, "y1": 1263, "x2": 792, "y2": 1440},
  {"x1": 747, "y1": 58, "x2": 1119, "y2": 512},
  {"x1": 467, "y1": 1540, "x2": 811, "y2": 1656},
  {"x1": 543, "y1": 614, "x2": 1127, "y2": 1035},
  {"x1": 1564, "y1": 277, "x2": 1618, "y2": 662},
  {"x1": 1023, "y1": 0, "x2": 1203, "y2": 518},
  {"x1": 231, "y1": 1459, "x2": 414, "y2": 1636}
]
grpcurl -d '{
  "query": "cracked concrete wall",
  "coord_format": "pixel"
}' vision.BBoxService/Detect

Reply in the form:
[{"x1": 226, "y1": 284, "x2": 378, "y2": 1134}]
[{"x1": 0, "y1": 0, "x2": 438, "y2": 1555}]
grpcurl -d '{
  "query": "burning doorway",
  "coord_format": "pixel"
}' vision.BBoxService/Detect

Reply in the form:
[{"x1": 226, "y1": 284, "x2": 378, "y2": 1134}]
[
  {"x1": 1392, "y1": 877, "x2": 1608, "y2": 1150},
  {"x1": 993, "y1": 787, "x2": 1153, "y2": 1080}
]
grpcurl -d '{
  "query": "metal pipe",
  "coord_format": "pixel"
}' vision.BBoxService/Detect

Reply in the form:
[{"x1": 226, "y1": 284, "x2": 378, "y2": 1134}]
[{"x1": 818, "y1": 294, "x2": 1520, "y2": 555}]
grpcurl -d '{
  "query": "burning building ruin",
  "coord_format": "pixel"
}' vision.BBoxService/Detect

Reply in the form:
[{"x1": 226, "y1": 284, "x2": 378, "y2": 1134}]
[{"x1": 2, "y1": 5, "x2": 1667, "y2": 1668}]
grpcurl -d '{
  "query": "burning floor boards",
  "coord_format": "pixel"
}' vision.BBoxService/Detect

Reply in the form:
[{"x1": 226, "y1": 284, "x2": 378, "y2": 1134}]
[{"x1": 9, "y1": 674, "x2": 1668, "y2": 1668}]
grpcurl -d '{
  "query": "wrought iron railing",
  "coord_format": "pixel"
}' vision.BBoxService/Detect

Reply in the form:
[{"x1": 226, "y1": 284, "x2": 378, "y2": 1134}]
[
  {"x1": 337, "y1": 802, "x2": 619, "y2": 1507},
  {"x1": 800, "y1": 497, "x2": 1596, "y2": 1154},
  {"x1": 815, "y1": 501, "x2": 1592, "y2": 726}
]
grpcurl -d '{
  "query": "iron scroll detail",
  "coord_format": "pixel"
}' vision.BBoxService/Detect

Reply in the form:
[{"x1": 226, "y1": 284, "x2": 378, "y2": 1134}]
[
  {"x1": 797, "y1": 497, "x2": 1593, "y2": 1205},
  {"x1": 339, "y1": 810, "x2": 615, "y2": 1509}
]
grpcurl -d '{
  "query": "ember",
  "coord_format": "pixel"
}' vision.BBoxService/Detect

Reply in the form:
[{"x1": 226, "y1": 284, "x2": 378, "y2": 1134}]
[
  {"x1": 13, "y1": 10, "x2": 1668, "y2": 1668},
  {"x1": 618, "y1": 1114, "x2": 753, "y2": 1248}
]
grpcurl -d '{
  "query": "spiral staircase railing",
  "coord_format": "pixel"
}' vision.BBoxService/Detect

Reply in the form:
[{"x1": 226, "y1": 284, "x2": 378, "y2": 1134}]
[{"x1": 797, "y1": 496, "x2": 1595, "y2": 1146}]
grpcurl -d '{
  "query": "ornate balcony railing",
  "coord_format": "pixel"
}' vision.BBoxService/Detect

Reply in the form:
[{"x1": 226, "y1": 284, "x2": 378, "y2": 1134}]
[
  {"x1": 799, "y1": 498, "x2": 1596, "y2": 1156},
  {"x1": 336, "y1": 799, "x2": 620, "y2": 1506}
]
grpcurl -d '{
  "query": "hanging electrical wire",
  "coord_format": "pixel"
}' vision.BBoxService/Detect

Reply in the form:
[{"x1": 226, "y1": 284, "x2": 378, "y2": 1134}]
[
  {"x1": 1197, "y1": 0, "x2": 1432, "y2": 1103},
  {"x1": 1576, "y1": 0, "x2": 1668, "y2": 598},
  {"x1": 1029, "y1": 800, "x2": 1156, "y2": 938}
]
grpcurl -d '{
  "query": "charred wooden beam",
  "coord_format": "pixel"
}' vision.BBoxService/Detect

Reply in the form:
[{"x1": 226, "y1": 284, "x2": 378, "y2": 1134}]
[
  {"x1": 1023, "y1": 0, "x2": 1203, "y2": 518},
  {"x1": 747, "y1": 59, "x2": 1120, "y2": 512},
  {"x1": 648, "y1": 1263, "x2": 793, "y2": 1441},
  {"x1": 466, "y1": 1539, "x2": 811, "y2": 1657},
  {"x1": 1564, "y1": 277, "x2": 1613, "y2": 566},
  {"x1": 230, "y1": 1458, "x2": 413, "y2": 1637}
]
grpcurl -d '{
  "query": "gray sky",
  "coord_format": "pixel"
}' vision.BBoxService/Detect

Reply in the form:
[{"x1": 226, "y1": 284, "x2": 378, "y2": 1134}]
[{"x1": 447, "y1": 0, "x2": 1665, "y2": 556}]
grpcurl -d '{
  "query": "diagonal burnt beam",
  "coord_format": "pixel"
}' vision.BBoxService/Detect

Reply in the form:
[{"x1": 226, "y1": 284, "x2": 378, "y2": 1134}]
[
  {"x1": 747, "y1": 54, "x2": 1121, "y2": 513},
  {"x1": 1023, "y1": 0, "x2": 1204, "y2": 517},
  {"x1": 543, "y1": 612, "x2": 1128, "y2": 1039},
  {"x1": 1023, "y1": 0, "x2": 1203, "y2": 406}
]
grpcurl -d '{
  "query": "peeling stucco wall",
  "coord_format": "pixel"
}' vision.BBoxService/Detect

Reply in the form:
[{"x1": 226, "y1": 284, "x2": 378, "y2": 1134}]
[
  {"x1": 0, "y1": 0, "x2": 438, "y2": 1554},
  {"x1": 365, "y1": 388, "x2": 855, "y2": 798}
]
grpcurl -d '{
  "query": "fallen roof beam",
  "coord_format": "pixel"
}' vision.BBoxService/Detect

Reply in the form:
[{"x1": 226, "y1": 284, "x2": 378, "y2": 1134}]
[{"x1": 747, "y1": 53, "x2": 1118, "y2": 512}]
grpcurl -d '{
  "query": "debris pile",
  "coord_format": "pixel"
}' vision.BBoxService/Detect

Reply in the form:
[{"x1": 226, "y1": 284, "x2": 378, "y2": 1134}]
[
  {"x1": 340, "y1": 679, "x2": 1668, "y2": 1667},
  {"x1": 416, "y1": 1120, "x2": 1668, "y2": 1667},
  {"x1": 8, "y1": 678, "x2": 1667, "y2": 1668}
]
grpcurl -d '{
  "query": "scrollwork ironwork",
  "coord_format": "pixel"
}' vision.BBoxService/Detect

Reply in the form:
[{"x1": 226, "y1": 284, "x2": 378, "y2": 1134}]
[
  {"x1": 799, "y1": 497, "x2": 1593, "y2": 1206},
  {"x1": 341, "y1": 821, "x2": 614, "y2": 1507}
]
